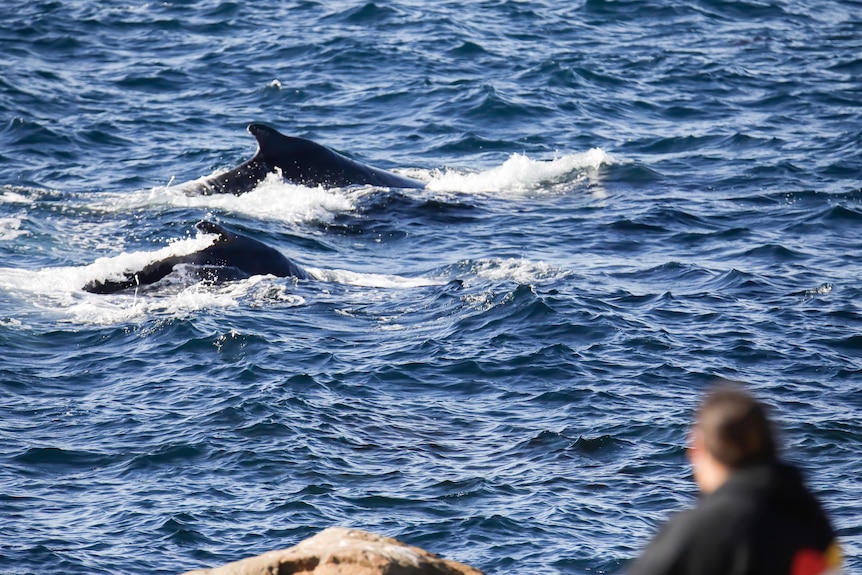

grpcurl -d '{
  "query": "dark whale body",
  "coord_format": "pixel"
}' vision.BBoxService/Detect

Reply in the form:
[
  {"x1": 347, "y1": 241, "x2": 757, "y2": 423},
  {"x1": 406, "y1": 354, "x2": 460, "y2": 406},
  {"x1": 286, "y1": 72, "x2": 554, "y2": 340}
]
[
  {"x1": 83, "y1": 221, "x2": 310, "y2": 294},
  {"x1": 196, "y1": 123, "x2": 425, "y2": 195}
]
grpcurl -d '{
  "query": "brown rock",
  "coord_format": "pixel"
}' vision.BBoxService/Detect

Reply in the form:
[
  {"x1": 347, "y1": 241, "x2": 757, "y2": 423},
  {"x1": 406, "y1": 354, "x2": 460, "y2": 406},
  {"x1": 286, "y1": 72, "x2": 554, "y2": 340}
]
[{"x1": 181, "y1": 527, "x2": 484, "y2": 575}]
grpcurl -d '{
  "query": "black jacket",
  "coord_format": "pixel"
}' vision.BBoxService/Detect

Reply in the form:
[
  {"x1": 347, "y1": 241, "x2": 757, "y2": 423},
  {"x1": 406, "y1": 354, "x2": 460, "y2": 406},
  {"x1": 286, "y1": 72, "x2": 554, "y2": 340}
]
[{"x1": 628, "y1": 461, "x2": 839, "y2": 575}]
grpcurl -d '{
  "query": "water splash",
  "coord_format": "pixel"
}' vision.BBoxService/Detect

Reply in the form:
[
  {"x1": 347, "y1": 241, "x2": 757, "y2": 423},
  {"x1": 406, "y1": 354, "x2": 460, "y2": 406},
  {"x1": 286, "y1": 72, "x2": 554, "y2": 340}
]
[{"x1": 424, "y1": 148, "x2": 618, "y2": 195}]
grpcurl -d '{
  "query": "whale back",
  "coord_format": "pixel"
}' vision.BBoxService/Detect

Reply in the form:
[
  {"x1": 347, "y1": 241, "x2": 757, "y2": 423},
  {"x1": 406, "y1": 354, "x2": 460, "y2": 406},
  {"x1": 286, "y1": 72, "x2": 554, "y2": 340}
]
[
  {"x1": 82, "y1": 222, "x2": 310, "y2": 294},
  {"x1": 193, "y1": 123, "x2": 425, "y2": 195},
  {"x1": 194, "y1": 221, "x2": 310, "y2": 280},
  {"x1": 248, "y1": 123, "x2": 425, "y2": 190}
]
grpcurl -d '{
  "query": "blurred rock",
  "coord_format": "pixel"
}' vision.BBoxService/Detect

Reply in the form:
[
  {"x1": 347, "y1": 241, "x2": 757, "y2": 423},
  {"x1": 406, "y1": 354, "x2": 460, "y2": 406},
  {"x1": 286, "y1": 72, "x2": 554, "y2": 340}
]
[{"x1": 181, "y1": 527, "x2": 484, "y2": 575}]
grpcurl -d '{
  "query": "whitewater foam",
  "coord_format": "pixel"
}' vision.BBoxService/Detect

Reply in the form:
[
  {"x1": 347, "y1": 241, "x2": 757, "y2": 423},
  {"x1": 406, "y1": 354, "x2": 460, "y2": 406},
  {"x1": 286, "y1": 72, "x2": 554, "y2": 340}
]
[
  {"x1": 0, "y1": 230, "x2": 227, "y2": 324},
  {"x1": 0, "y1": 217, "x2": 26, "y2": 240},
  {"x1": 424, "y1": 148, "x2": 617, "y2": 195},
  {"x1": 94, "y1": 172, "x2": 357, "y2": 226},
  {"x1": 310, "y1": 267, "x2": 446, "y2": 288},
  {"x1": 467, "y1": 257, "x2": 569, "y2": 285}
]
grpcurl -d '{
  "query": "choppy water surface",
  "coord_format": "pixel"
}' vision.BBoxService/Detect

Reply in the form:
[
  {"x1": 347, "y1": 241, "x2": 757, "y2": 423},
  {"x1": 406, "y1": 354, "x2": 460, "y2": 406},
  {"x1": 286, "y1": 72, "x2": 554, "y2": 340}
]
[{"x1": 1, "y1": 1, "x2": 861, "y2": 573}]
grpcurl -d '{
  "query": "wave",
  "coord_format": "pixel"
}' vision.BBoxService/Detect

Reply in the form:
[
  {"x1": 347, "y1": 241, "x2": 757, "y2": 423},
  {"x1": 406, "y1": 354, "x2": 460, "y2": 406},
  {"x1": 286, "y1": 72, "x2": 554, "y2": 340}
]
[
  {"x1": 0, "y1": 217, "x2": 27, "y2": 241},
  {"x1": 309, "y1": 268, "x2": 445, "y2": 289},
  {"x1": 92, "y1": 172, "x2": 357, "y2": 226},
  {"x1": 0, "y1": 226, "x2": 449, "y2": 326},
  {"x1": 460, "y1": 257, "x2": 570, "y2": 286},
  {"x1": 0, "y1": 185, "x2": 40, "y2": 205},
  {"x1": 0, "y1": 265, "x2": 308, "y2": 326},
  {"x1": 66, "y1": 146, "x2": 619, "y2": 233},
  {"x1": 423, "y1": 148, "x2": 618, "y2": 195},
  {"x1": 0, "y1": 252, "x2": 567, "y2": 328}
]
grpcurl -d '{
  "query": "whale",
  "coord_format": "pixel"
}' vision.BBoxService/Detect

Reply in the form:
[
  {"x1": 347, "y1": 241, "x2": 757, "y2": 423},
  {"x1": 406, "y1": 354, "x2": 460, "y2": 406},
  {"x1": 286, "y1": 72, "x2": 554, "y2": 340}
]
[
  {"x1": 83, "y1": 221, "x2": 310, "y2": 294},
  {"x1": 192, "y1": 123, "x2": 425, "y2": 195}
]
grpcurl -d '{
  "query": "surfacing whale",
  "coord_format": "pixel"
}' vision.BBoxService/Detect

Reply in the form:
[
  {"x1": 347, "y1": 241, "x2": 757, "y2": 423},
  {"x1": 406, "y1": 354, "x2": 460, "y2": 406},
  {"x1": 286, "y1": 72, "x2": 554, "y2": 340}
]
[
  {"x1": 83, "y1": 221, "x2": 310, "y2": 294},
  {"x1": 193, "y1": 123, "x2": 425, "y2": 195}
]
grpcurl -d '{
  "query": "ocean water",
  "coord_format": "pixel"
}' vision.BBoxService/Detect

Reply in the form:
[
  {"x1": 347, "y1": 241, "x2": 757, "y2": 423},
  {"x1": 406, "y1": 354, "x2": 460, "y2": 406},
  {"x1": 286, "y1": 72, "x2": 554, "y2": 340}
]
[{"x1": 1, "y1": 0, "x2": 861, "y2": 573}]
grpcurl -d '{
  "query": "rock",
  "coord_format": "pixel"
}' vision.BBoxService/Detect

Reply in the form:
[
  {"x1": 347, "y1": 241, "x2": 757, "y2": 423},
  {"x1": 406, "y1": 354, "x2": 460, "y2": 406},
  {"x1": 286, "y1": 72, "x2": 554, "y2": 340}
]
[{"x1": 181, "y1": 527, "x2": 484, "y2": 575}]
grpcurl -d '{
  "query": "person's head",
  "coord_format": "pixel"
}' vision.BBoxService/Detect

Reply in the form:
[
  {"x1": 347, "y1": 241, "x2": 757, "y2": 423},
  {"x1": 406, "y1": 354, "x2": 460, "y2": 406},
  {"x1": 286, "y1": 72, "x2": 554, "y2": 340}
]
[{"x1": 688, "y1": 385, "x2": 777, "y2": 493}]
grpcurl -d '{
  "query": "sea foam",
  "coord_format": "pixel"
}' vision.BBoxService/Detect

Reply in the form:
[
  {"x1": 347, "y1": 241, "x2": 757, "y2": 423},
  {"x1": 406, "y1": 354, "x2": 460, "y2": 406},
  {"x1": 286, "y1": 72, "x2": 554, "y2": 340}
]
[{"x1": 424, "y1": 148, "x2": 617, "y2": 195}]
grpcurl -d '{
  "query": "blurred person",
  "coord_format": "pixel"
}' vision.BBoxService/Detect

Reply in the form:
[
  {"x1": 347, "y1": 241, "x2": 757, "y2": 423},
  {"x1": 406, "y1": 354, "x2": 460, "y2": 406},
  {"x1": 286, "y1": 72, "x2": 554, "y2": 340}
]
[{"x1": 629, "y1": 385, "x2": 841, "y2": 575}]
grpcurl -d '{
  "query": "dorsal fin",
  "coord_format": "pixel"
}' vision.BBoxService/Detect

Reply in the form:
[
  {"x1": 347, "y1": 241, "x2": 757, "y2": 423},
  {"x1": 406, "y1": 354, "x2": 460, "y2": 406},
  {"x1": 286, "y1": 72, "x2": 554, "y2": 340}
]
[
  {"x1": 247, "y1": 123, "x2": 294, "y2": 161},
  {"x1": 195, "y1": 220, "x2": 232, "y2": 243},
  {"x1": 248, "y1": 123, "x2": 281, "y2": 140}
]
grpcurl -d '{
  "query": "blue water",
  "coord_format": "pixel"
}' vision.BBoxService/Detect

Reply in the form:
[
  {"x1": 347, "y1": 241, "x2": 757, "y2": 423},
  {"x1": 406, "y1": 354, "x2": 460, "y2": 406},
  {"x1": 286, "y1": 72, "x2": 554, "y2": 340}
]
[{"x1": 1, "y1": 1, "x2": 861, "y2": 573}]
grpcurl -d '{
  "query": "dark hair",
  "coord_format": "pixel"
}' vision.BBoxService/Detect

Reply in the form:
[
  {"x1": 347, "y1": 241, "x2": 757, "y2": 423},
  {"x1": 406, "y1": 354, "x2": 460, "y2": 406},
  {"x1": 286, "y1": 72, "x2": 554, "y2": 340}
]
[{"x1": 696, "y1": 386, "x2": 777, "y2": 468}]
